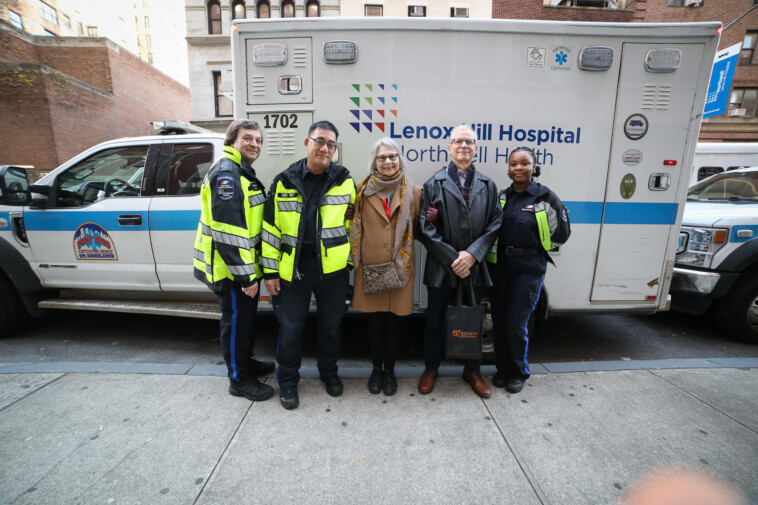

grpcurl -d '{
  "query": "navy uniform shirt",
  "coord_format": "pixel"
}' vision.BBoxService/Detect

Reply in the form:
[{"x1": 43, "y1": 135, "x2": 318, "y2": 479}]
[
  {"x1": 498, "y1": 180, "x2": 547, "y2": 274},
  {"x1": 300, "y1": 163, "x2": 327, "y2": 251}
]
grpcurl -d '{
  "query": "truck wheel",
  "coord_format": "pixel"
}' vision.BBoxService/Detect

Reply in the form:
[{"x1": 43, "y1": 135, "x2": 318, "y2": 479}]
[
  {"x1": 0, "y1": 275, "x2": 24, "y2": 338},
  {"x1": 715, "y1": 272, "x2": 758, "y2": 344}
]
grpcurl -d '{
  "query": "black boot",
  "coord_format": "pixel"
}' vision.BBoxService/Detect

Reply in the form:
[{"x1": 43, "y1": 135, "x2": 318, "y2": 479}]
[
  {"x1": 368, "y1": 366, "x2": 383, "y2": 394},
  {"x1": 382, "y1": 369, "x2": 397, "y2": 396}
]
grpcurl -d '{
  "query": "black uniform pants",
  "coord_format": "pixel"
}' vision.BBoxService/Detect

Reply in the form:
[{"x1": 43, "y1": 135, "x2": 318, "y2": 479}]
[
  {"x1": 218, "y1": 283, "x2": 260, "y2": 383},
  {"x1": 492, "y1": 268, "x2": 544, "y2": 381},
  {"x1": 423, "y1": 285, "x2": 482, "y2": 373},
  {"x1": 367, "y1": 312, "x2": 401, "y2": 370},
  {"x1": 274, "y1": 253, "x2": 349, "y2": 388}
]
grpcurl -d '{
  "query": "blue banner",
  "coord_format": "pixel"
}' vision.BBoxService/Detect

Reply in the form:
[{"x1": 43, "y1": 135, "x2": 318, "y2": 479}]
[{"x1": 703, "y1": 42, "x2": 742, "y2": 119}]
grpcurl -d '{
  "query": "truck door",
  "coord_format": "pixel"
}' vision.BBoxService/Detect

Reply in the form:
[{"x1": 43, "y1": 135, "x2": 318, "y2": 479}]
[
  {"x1": 147, "y1": 140, "x2": 216, "y2": 292},
  {"x1": 591, "y1": 43, "x2": 706, "y2": 302},
  {"x1": 23, "y1": 143, "x2": 161, "y2": 290}
]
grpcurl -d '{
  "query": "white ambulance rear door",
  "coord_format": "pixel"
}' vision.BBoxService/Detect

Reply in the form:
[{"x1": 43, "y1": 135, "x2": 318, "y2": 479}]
[{"x1": 590, "y1": 42, "x2": 707, "y2": 303}]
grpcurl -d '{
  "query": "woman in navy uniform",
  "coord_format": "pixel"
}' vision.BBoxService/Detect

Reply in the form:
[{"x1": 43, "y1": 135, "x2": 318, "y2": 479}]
[{"x1": 492, "y1": 146, "x2": 570, "y2": 393}]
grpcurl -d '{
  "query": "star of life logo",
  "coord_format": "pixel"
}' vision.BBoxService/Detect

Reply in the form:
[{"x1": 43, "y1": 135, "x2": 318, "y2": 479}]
[{"x1": 551, "y1": 46, "x2": 572, "y2": 71}]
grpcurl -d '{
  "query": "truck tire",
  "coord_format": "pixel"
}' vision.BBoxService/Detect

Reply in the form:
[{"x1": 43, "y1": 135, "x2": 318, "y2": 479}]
[
  {"x1": 714, "y1": 271, "x2": 758, "y2": 345},
  {"x1": 0, "y1": 275, "x2": 24, "y2": 338}
]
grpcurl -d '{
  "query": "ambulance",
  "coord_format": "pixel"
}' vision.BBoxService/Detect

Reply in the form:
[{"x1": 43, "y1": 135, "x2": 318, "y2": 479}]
[
  {"x1": 230, "y1": 18, "x2": 720, "y2": 330},
  {"x1": 0, "y1": 18, "x2": 721, "y2": 345}
]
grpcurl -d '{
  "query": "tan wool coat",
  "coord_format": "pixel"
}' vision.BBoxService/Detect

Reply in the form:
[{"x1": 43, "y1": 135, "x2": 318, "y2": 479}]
[{"x1": 351, "y1": 184, "x2": 422, "y2": 316}]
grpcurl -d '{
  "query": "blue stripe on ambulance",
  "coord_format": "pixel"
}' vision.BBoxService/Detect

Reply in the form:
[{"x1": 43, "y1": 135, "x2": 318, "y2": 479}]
[{"x1": 18, "y1": 202, "x2": 679, "y2": 231}]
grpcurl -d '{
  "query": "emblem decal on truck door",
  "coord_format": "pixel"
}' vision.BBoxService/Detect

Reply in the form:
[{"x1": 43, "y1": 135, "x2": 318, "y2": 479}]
[{"x1": 73, "y1": 223, "x2": 118, "y2": 261}]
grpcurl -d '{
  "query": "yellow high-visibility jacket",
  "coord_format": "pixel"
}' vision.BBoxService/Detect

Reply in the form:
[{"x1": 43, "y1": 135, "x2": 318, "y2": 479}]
[
  {"x1": 261, "y1": 159, "x2": 355, "y2": 284},
  {"x1": 193, "y1": 146, "x2": 266, "y2": 292}
]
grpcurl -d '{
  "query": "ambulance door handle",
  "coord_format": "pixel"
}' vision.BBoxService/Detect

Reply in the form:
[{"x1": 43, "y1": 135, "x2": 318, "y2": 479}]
[
  {"x1": 118, "y1": 214, "x2": 143, "y2": 226},
  {"x1": 648, "y1": 173, "x2": 670, "y2": 191}
]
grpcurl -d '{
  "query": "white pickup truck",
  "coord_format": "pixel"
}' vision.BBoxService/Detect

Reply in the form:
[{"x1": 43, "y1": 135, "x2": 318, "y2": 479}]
[
  {"x1": 0, "y1": 129, "x2": 226, "y2": 337},
  {"x1": 670, "y1": 167, "x2": 758, "y2": 344}
]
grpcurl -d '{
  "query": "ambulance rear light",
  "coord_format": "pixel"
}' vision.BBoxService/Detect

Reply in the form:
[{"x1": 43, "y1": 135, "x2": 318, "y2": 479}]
[
  {"x1": 646, "y1": 296, "x2": 657, "y2": 301},
  {"x1": 663, "y1": 160, "x2": 677, "y2": 166},
  {"x1": 645, "y1": 48, "x2": 681, "y2": 73},
  {"x1": 323, "y1": 41, "x2": 357, "y2": 64},
  {"x1": 578, "y1": 46, "x2": 614, "y2": 71},
  {"x1": 253, "y1": 43, "x2": 288, "y2": 66}
]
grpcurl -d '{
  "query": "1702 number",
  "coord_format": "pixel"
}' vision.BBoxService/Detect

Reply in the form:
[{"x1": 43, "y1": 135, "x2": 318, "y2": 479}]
[{"x1": 263, "y1": 114, "x2": 298, "y2": 129}]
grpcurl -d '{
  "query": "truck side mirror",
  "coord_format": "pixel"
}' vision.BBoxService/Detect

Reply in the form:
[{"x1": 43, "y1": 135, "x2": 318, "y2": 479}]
[{"x1": 0, "y1": 166, "x2": 31, "y2": 206}]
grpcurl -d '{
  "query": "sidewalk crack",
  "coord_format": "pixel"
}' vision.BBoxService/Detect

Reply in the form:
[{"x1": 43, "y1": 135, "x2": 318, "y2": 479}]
[
  {"x1": 483, "y1": 399, "x2": 552, "y2": 505},
  {"x1": 648, "y1": 369, "x2": 758, "y2": 435},
  {"x1": 192, "y1": 400, "x2": 254, "y2": 504}
]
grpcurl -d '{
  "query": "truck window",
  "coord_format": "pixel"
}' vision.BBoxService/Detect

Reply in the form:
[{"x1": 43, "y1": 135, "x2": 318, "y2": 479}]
[
  {"x1": 697, "y1": 166, "x2": 724, "y2": 181},
  {"x1": 166, "y1": 143, "x2": 214, "y2": 196},
  {"x1": 688, "y1": 170, "x2": 758, "y2": 201},
  {"x1": 55, "y1": 146, "x2": 149, "y2": 207}
]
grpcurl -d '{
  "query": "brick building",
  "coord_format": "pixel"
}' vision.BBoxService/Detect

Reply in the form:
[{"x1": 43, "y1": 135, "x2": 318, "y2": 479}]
[
  {"x1": 0, "y1": 20, "x2": 190, "y2": 177},
  {"x1": 491, "y1": 0, "x2": 758, "y2": 142}
]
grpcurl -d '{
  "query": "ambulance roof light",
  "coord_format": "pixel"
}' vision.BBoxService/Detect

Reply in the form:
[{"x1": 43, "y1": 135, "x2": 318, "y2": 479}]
[
  {"x1": 323, "y1": 41, "x2": 357, "y2": 64},
  {"x1": 645, "y1": 48, "x2": 681, "y2": 73},
  {"x1": 253, "y1": 43, "x2": 287, "y2": 67},
  {"x1": 578, "y1": 46, "x2": 614, "y2": 71}
]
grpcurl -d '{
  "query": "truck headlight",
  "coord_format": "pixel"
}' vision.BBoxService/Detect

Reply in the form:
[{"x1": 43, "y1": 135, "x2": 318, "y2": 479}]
[{"x1": 676, "y1": 227, "x2": 728, "y2": 268}]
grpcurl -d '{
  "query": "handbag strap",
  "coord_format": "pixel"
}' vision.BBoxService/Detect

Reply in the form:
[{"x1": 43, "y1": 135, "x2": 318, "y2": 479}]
[{"x1": 455, "y1": 278, "x2": 476, "y2": 307}]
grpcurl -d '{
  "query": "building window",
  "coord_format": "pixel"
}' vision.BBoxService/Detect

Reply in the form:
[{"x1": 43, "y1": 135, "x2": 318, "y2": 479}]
[
  {"x1": 728, "y1": 88, "x2": 758, "y2": 118},
  {"x1": 62, "y1": 14, "x2": 71, "y2": 28},
  {"x1": 408, "y1": 5, "x2": 426, "y2": 16},
  {"x1": 740, "y1": 31, "x2": 758, "y2": 65},
  {"x1": 365, "y1": 4, "x2": 383, "y2": 16},
  {"x1": 76, "y1": 22, "x2": 84, "y2": 35},
  {"x1": 87, "y1": 26, "x2": 98, "y2": 37},
  {"x1": 282, "y1": 0, "x2": 295, "y2": 17},
  {"x1": 450, "y1": 6, "x2": 468, "y2": 17},
  {"x1": 232, "y1": 0, "x2": 246, "y2": 19},
  {"x1": 8, "y1": 9, "x2": 23, "y2": 30},
  {"x1": 213, "y1": 71, "x2": 233, "y2": 117},
  {"x1": 42, "y1": 29, "x2": 57, "y2": 36},
  {"x1": 146, "y1": 34, "x2": 152, "y2": 49},
  {"x1": 668, "y1": 0, "x2": 703, "y2": 5},
  {"x1": 40, "y1": 0, "x2": 59, "y2": 25},
  {"x1": 306, "y1": 0, "x2": 320, "y2": 17},
  {"x1": 257, "y1": 0, "x2": 271, "y2": 18},
  {"x1": 208, "y1": 0, "x2": 222, "y2": 34},
  {"x1": 144, "y1": 16, "x2": 150, "y2": 29},
  {"x1": 546, "y1": 0, "x2": 628, "y2": 6}
]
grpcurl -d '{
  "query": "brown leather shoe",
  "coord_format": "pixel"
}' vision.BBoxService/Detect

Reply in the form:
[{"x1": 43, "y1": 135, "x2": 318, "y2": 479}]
[
  {"x1": 418, "y1": 369, "x2": 438, "y2": 394},
  {"x1": 462, "y1": 371, "x2": 491, "y2": 398}
]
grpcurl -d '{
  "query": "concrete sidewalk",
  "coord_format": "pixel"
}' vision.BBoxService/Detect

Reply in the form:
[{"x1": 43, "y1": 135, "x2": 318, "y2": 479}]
[{"x1": 0, "y1": 362, "x2": 756, "y2": 505}]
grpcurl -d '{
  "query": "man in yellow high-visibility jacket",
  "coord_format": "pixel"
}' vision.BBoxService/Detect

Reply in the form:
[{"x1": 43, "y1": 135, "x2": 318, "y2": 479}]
[
  {"x1": 262, "y1": 121, "x2": 356, "y2": 410},
  {"x1": 193, "y1": 119, "x2": 274, "y2": 402}
]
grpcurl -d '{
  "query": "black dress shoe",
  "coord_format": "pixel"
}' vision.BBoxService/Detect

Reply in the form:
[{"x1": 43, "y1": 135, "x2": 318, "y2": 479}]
[
  {"x1": 228, "y1": 378, "x2": 274, "y2": 401},
  {"x1": 249, "y1": 357, "x2": 276, "y2": 376},
  {"x1": 492, "y1": 371, "x2": 507, "y2": 388},
  {"x1": 321, "y1": 375, "x2": 343, "y2": 397},
  {"x1": 368, "y1": 367, "x2": 383, "y2": 394},
  {"x1": 279, "y1": 386, "x2": 299, "y2": 410},
  {"x1": 505, "y1": 379, "x2": 524, "y2": 394},
  {"x1": 382, "y1": 369, "x2": 397, "y2": 396}
]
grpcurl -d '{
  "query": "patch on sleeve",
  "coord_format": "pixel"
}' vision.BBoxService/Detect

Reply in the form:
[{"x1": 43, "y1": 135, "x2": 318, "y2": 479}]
[
  {"x1": 217, "y1": 176, "x2": 235, "y2": 200},
  {"x1": 561, "y1": 208, "x2": 568, "y2": 222}
]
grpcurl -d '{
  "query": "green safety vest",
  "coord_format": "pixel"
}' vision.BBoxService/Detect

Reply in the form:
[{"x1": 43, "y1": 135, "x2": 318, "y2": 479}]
[
  {"x1": 261, "y1": 163, "x2": 355, "y2": 284},
  {"x1": 486, "y1": 194, "x2": 553, "y2": 264},
  {"x1": 193, "y1": 146, "x2": 266, "y2": 291}
]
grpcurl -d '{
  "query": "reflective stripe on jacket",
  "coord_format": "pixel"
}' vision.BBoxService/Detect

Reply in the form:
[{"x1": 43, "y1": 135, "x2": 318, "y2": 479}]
[
  {"x1": 193, "y1": 145, "x2": 265, "y2": 292},
  {"x1": 261, "y1": 159, "x2": 356, "y2": 284}
]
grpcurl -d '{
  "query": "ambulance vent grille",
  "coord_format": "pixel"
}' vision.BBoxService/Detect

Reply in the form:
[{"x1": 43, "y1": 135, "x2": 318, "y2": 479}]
[
  {"x1": 641, "y1": 83, "x2": 671, "y2": 110},
  {"x1": 293, "y1": 46, "x2": 308, "y2": 68},
  {"x1": 265, "y1": 129, "x2": 297, "y2": 155},
  {"x1": 250, "y1": 75, "x2": 266, "y2": 96}
]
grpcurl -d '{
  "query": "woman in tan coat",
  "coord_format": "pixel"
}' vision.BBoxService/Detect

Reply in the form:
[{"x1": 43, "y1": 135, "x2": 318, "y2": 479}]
[{"x1": 350, "y1": 138, "x2": 422, "y2": 396}]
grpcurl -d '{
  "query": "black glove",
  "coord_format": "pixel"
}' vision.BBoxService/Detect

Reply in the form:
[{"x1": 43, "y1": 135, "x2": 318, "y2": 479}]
[{"x1": 425, "y1": 202, "x2": 439, "y2": 226}]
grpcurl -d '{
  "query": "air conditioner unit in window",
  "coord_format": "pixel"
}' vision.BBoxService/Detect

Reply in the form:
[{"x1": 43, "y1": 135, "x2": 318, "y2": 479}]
[
  {"x1": 409, "y1": 5, "x2": 425, "y2": 16},
  {"x1": 683, "y1": 0, "x2": 702, "y2": 6},
  {"x1": 728, "y1": 108, "x2": 747, "y2": 117}
]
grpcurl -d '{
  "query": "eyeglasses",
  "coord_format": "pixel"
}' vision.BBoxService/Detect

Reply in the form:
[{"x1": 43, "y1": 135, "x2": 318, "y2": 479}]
[
  {"x1": 376, "y1": 154, "x2": 399, "y2": 163},
  {"x1": 308, "y1": 137, "x2": 338, "y2": 150},
  {"x1": 451, "y1": 138, "x2": 476, "y2": 146}
]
